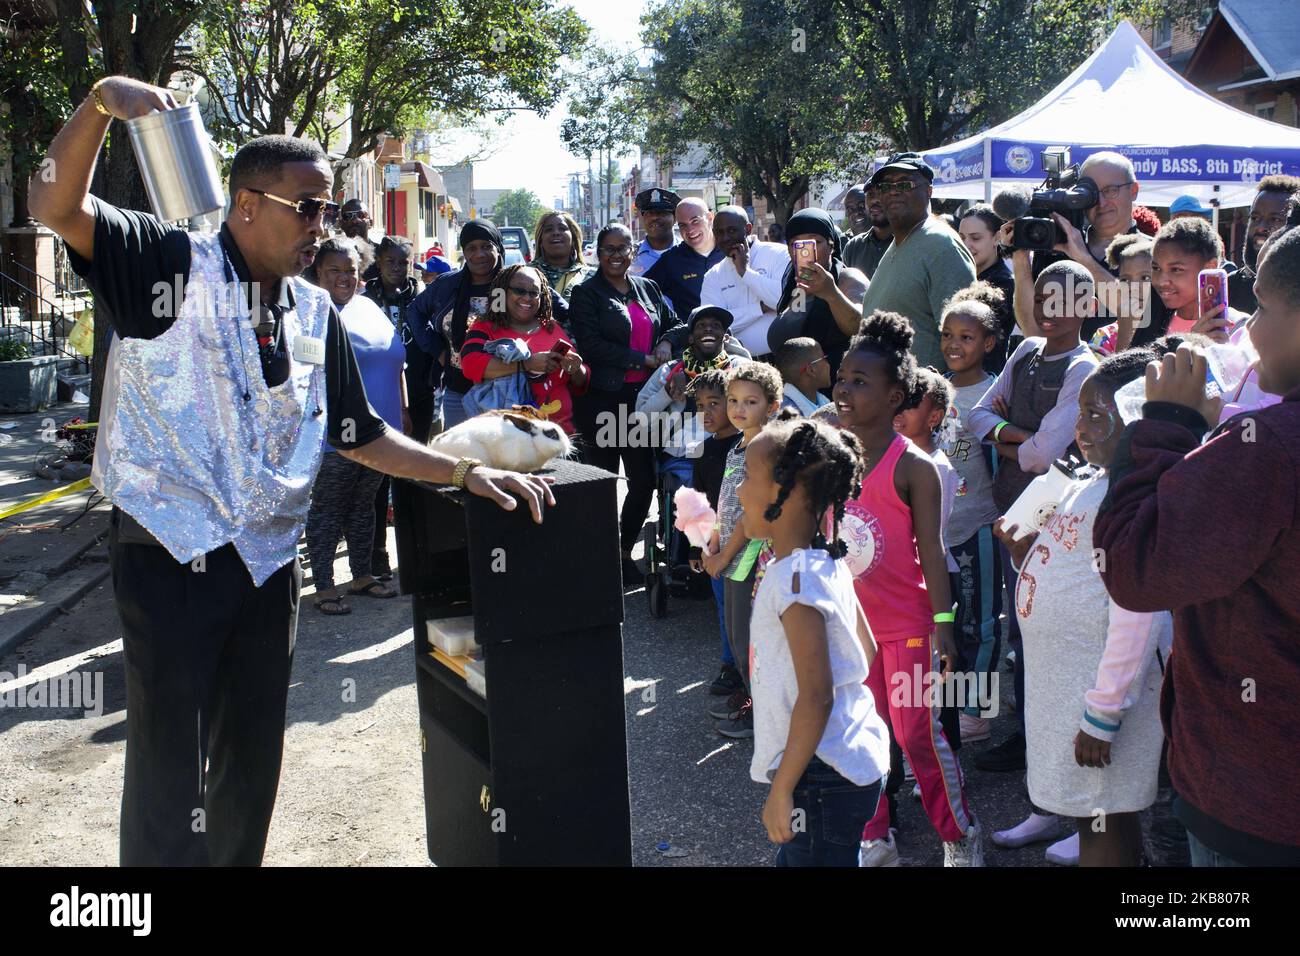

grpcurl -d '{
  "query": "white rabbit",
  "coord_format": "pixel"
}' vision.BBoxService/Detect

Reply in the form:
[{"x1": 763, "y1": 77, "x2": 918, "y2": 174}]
[{"x1": 431, "y1": 408, "x2": 572, "y2": 473}]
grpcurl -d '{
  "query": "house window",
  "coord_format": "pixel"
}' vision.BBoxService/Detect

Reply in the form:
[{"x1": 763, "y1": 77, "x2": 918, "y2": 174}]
[
  {"x1": 1256, "y1": 101, "x2": 1276, "y2": 122},
  {"x1": 422, "y1": 191, "x2": 435, "y2": 238},
  {"x1": 1153, "y1": 17, "x2": 1172, "y2": 48}
]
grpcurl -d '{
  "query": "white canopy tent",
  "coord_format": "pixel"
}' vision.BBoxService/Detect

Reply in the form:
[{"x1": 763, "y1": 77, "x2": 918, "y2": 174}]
[{"x1": 918, "y1": 20, "x2": 1300, "y2": 214}]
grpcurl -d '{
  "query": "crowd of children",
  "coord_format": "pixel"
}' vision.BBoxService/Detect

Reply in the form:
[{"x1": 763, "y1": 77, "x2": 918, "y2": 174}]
[{"x1": 644, "y1": 215, "x2": 1300, "y2": 869}]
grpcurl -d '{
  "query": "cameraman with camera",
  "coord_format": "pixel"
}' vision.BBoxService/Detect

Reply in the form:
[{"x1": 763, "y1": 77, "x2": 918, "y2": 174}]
[{"x1": 1000, "y1": 151, "x2": 1143, "y2": 345}]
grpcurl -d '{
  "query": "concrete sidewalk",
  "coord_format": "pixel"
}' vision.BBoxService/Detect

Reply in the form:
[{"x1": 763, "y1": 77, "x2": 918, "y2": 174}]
[{"x1": 0, "y1": 399, "x2": 110, "y2": 655}]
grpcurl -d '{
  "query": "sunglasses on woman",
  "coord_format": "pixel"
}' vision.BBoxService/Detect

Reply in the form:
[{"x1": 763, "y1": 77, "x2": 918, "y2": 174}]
[{"x1": 248, "y1": 189, "x2": 340, "y2": 228}]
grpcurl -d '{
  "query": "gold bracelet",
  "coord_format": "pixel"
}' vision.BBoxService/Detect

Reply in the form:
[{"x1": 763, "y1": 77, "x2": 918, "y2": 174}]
[
  {"x1": 90, "y1": 78, "x2": 112, "y2": 118},
  {"x1": 451, "y1": 457, "x2": 483, "y2": 488}
]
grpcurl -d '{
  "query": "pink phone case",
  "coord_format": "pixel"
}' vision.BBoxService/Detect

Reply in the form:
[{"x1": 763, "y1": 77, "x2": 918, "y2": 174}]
[{"x1": 1198, "y1": 268, "x2": 1229, "y2": 321}]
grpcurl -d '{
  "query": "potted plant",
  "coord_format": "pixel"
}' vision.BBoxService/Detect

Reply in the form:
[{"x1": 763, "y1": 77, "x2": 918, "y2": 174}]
[{"x1": 0, "y1": 336, "x2": 60, "y2": 412}]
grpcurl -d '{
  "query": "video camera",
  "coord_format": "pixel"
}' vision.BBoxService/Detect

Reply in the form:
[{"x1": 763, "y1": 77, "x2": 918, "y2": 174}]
[{"x1": 1010, "y1": 147, "x2": 1099, "y2": 253}]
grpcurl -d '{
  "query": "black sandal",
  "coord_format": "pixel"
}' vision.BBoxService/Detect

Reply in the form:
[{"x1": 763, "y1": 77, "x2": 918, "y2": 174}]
[
  {"x1": 349, "y1": 580, "x2": 398, "y2": 599},
  {"x1": 314, "y1": 595, "x2": 352, "y2": 615}
]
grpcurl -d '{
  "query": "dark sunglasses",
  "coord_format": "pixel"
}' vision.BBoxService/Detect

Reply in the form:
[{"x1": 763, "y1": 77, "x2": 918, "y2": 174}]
[
  {"x1": 507, "y1": 285, "x2": 541, "y2": 299},
  {"x1": 340, "y1": 209, "x2": 367, "y2": 222},
  {"x1": 872, "y1": 180, "x2": 917, "y2": 195},
  {"x1": 249, "y1": 189, "x2": 340, "y2": 228}
]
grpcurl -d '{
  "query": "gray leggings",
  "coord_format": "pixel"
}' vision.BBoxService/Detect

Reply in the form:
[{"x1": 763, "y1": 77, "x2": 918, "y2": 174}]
[
  {"x1": 724, "y1": 565, "x2": 758, "y2": 688},
  {"x1": 305, "y1": 451, "x2": 387, "y2": 590}
]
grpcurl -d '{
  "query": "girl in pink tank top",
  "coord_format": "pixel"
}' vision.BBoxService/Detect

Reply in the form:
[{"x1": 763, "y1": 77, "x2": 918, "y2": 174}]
[
  {"x1": 840, "y1": 432, "x2": 934, "y2": 640},
  {"x1": 832, "y1": 310, "x2": 981, "y2": 865},
  {"x1": 833, "y1": 314, "x2": 955, "y2": 655}
]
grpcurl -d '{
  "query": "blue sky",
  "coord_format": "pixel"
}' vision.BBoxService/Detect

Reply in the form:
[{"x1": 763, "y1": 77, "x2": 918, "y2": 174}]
[{"x1": 440, "y1": 0, "x2": 649, "y2": 203}]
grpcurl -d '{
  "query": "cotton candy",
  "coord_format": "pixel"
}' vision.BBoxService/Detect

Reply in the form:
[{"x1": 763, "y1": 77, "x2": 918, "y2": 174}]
[{"x1": 673, "y1": 486, "x2": 716, "y2": 548}]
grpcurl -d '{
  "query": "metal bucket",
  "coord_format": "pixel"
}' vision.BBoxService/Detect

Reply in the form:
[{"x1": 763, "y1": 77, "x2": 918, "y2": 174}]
[{"x1": 126, "y1": 102, "x2": 224, "y2": 223}]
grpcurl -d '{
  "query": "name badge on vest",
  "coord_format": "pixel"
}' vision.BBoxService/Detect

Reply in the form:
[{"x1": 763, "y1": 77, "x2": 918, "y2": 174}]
[{"x1": 293, "y1": 334, "x2": 326, "y2": 365}]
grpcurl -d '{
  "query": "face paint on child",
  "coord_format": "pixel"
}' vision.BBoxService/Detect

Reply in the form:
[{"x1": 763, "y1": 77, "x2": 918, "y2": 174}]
[{"x1": 1075, "y1": 377, "x2": 1123, "y2": 468}]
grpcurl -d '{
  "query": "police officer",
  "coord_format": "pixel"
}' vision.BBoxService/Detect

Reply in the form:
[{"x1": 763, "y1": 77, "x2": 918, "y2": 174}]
[{"x1": 630, "y1": 186, "x2": 680, "y2": 278}]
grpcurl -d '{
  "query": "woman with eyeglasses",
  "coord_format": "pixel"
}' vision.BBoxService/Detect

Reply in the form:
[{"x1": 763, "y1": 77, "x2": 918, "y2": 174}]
[
  {"x1": 407, "y1": 219, "x2": 570, "y2": 430},
  {"x1": 460, "y1": 264, "x2": 589, "y2": 434},
  {"x1": 304, "y1": 238, "x2": 407, "y2": 614},
  {"x1": 533, "y1": 210, "x2": 590, "y2": 300},
  {"x1": 570, "y1": 222, "x2": 681, "y2": 583}
]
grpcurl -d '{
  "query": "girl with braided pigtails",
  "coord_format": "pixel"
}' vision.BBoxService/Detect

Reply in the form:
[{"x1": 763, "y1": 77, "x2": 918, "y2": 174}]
[
  {"x1": 834, "y1": 310, "x2": 982, "y2": 867},
  {"x1": 739, "y1": 417, "x2": 891, "y2": 866}
]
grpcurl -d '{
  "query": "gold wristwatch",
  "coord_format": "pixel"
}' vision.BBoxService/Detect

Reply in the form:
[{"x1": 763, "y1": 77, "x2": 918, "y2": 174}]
[
  {"x1": 90, "y1": 78, "x2": 113, "y2": 117},
  {"x1": 451, "y1": 457, "x2": 483, "y2": 488}
]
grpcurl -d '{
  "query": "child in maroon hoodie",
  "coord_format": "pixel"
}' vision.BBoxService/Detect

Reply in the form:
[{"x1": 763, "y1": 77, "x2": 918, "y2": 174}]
[{"x1": 1094, "y1": 226, "x2": 1300, "y2": 866}]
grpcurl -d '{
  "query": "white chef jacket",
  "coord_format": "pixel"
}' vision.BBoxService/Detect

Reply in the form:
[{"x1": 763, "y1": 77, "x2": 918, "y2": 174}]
[{"x1": 699, "y1": 238, "x2": 789, "y2": 357}]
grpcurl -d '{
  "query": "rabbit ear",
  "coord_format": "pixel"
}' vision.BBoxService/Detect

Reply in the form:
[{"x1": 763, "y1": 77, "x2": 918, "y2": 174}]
[{"x1": 502, "y1": 413, "x2": 537, "y2": 435}]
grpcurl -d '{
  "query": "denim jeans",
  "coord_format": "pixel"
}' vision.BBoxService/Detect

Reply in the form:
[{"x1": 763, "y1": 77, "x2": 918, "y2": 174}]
[
  {"x1": 442, "y1": 389, "x2": 468, "y2": 430},
  {"x1": 1186, "y1": 830, "x2": 1250, "y2": 867},
  {"x1": 774, "y1": 757, "x2": 882, "y2": 868},
  {"x1": 710, "y1": 575, "x2": 733, "y2": 666}
]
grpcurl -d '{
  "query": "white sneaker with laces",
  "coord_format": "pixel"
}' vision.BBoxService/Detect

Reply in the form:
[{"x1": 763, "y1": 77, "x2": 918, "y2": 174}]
[
  {"x1": 859, "y1": 829, "x2": 901, "y2": 867},
  {"x1": 944, "y1": 819, "x2": 985, "y2": 867}
]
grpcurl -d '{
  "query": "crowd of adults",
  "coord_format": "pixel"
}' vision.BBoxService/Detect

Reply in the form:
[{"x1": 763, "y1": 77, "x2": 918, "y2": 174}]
[{"x1": 307, "y1": 150, "x2": 1299, "y2": 870}]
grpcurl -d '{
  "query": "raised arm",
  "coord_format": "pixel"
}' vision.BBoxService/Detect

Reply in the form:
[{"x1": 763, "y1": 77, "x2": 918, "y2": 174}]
[{"x1": 28, "y1": 77, "x2": 179, "y2": 261}]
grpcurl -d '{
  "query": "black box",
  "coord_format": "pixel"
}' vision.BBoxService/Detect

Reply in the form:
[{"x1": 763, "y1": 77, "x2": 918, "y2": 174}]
[{"x1": 394, "y1": 458, "x2": 632, "y2": 866}]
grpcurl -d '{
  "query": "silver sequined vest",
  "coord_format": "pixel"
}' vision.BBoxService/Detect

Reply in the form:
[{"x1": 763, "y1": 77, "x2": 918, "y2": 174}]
[{"x1": 96, "y1": 233, "x2": 331, "y2": 585}]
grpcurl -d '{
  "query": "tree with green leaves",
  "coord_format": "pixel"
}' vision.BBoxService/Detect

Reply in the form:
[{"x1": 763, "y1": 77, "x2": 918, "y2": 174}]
[
  {"x1": 833, "y1": 0, "x2": 1205, "y2": 150},
  {"x1": 3, "y1": 0, "x2": 211, "y2": 418},
  {"x1": 638, "y1": 0, "x2": 861, "y2": 225},
  {"x1": 187, "y1": 0, "x2": 590, "y2": 192},
  {"x1": 492, "y1": 189, "x2": 545, "y2": 232},
  {"x1": 183, "y1": 0, "x2": 356, "y2": 147},
  {"x1": 560, "y1": 47, "x2": 641, "y2": 229},
  {"x1": 637, "y1": 0, "x2": 1203, "y2": 223}
]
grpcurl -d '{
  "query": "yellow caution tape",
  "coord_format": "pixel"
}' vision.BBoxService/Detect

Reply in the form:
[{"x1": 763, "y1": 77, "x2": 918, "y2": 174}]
[{"x1": 0, "y1": 478, "x2": 93, "y2": 521}]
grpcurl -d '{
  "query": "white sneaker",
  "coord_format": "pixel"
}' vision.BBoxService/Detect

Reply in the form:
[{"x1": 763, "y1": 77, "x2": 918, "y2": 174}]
[
  {"x1": 944, "y1": 819, "x2": 985, "y2": 867},
  {"x1": 1045, "y1": 831, "x2": 1080, "y2": 866},
  {"x1": 991, "y1": 812, "x2": 1064, "y2": 848},
  {"x1": 912, "y1": 782, "x2": 922, "y2": 800},
  {"x1": 859, "y1": 829, "x2": 901, "y2": 867}
]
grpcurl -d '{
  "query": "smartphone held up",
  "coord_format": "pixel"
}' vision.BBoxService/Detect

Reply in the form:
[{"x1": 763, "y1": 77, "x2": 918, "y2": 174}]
[{"x1": 1198, "y1": 268, "x2": 1229, "y2": 322}]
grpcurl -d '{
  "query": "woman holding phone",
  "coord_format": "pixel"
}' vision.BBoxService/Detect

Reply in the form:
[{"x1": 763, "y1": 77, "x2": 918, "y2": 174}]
[
  {"x1": 766, "y1": 208, "x2": 869, "y2": 382},
  {"x1": 460, "y1": 264, "x2": 588, "y2": 435}
]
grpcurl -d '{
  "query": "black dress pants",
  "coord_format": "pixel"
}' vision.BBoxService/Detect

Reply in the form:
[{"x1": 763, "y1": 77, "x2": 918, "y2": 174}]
[{"x1": 110, "y1": 515, "x2": 300, "y2": 866}]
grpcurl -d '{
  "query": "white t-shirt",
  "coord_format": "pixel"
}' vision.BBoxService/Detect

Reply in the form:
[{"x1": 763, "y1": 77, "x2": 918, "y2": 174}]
[
  {"x1": 929, "y1": 447, "x2": 960, "y2": 573},
  {"x1": 699, "y1": 238, "x2": 790, "y2": 356},
  {"x1": 749, "y1": 548, "x2": 891, "y2": 787}
]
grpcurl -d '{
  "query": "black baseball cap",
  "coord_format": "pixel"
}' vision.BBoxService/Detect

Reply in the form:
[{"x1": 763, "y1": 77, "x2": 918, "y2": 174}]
[
  {"x1": 635, "y1": 187, "x2": 681, "y2": 213},
  {"x1": 867, "y1": 152, "x2": 935, "y2": 188},
  {"x1": 688, "y1": 304, "x2": 733, "y2": 331}
]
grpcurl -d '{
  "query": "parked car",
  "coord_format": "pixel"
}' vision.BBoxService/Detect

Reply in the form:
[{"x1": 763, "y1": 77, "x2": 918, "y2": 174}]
[{"x1": 500, "y1": 226, "x2": 532, "y2": 264}]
